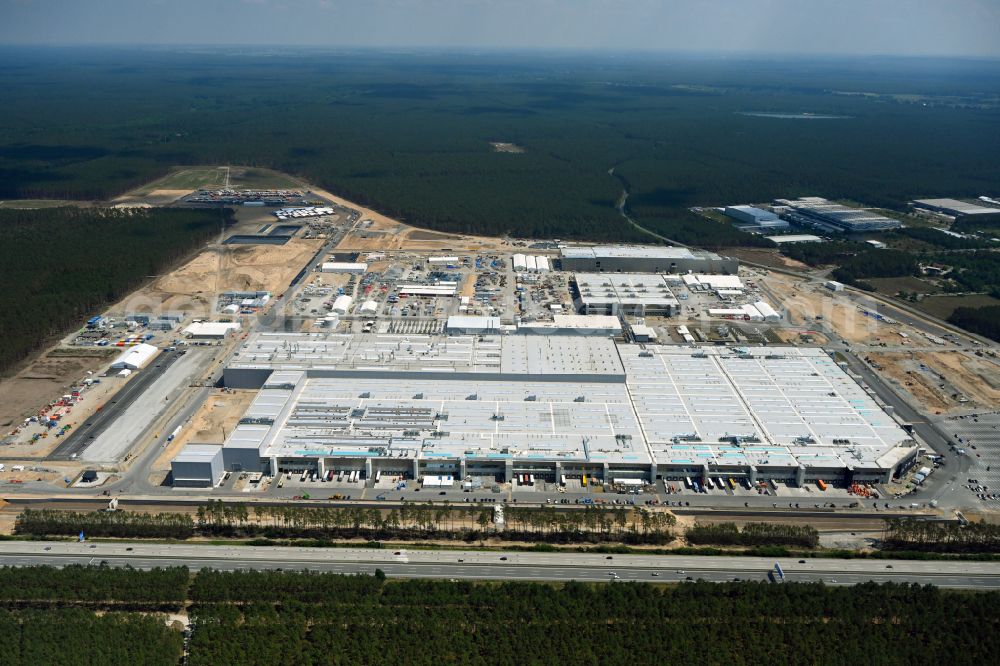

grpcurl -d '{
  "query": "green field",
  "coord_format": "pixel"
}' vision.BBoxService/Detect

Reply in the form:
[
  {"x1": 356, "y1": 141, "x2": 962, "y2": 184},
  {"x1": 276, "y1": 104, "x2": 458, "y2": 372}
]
[
  {"x1": 916, "y1": 294, "x2": 1000, "y2": 320},
  {"x1": 866, "y1": 276, "x2": 943, "y2": 295},
  {"x1": 130, "y1": 166, "x2": 229, "y2": 194}
]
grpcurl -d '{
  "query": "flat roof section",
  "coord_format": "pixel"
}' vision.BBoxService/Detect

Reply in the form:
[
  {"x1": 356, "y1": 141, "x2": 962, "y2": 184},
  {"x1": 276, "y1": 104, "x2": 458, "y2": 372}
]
[
  {"x1": 259, "y1": 376, "x2": 648, "y2": 466},
  {"x1": 912, "y1": 198, "x2": 1000, "y2": 216},
  {"x1": 228, "y1": 332, "x2": 625, "y2": 380},
  {"x1": 562, "y1": 246, "x2": 704, "y2": 260}
]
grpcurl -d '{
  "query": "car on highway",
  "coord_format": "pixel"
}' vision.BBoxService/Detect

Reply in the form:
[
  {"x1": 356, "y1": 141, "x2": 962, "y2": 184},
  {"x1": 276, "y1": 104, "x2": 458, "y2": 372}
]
[
  {"x1": 499, "y1": 556, "x2": 508, "y2": 561},
  {"x1": 651, "y1": 572, "x2": 659, "y2": 577}
]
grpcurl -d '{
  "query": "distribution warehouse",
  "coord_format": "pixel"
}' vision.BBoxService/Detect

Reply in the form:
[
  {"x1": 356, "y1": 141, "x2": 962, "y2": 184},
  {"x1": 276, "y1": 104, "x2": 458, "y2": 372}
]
[
  {"x1": 560, "y1": 246, "x2": 738, "y2": 274},
  {"x1": 187, "y1": 331, "x2": 918, "y2": 488}
]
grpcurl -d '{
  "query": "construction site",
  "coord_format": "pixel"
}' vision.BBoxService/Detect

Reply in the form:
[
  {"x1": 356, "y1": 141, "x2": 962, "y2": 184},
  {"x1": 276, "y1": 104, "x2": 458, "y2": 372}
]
[{"x1": 0, "y1": 169, "x2": 997, "y2": 529}]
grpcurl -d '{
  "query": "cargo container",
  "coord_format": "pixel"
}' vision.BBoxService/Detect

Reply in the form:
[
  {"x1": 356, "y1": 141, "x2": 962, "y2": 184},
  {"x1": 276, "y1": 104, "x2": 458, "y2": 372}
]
[{"x1": 817, "y1": 479, "x2": 827, "y2": 491}]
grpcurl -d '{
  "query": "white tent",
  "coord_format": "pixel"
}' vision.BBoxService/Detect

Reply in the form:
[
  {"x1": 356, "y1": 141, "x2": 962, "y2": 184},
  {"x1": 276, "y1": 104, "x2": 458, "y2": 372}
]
[{"x1": 110, "y1": 343, "x2": 158, "y2": 370}]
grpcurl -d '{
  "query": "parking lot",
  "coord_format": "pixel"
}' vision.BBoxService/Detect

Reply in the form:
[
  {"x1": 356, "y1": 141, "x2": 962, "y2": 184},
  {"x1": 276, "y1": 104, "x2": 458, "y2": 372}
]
[{"x1": 945, "y1": 411, "x2": 1000, "y2": 506}]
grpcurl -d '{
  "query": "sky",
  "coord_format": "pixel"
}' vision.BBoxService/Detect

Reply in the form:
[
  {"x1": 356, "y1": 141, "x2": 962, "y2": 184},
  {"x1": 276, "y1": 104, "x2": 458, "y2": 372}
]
[{"x1": 1, "y1": 0, "x2": 999, "y2": 57}]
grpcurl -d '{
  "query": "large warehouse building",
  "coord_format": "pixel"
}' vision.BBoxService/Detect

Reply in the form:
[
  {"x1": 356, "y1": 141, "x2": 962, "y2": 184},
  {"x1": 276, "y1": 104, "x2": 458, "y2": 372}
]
[
  {"x1": 573, "y1": 273, "x2": 680, "y2": 317},
  {"x1": 910, "y1": 198, "x2": 1000, "y2": 223},
  {"x1": 560, "y1": 246, "x2": 738, "y2": 274},
  {"x1": 196, "y1": 332, "x2": 917, "y2": 487},
  {"x1": 724, "y1": 205, "x2": 790, "y2": 232},
  {"x1": 777, "y1": 197, "x2": 901, "y2": 233}
]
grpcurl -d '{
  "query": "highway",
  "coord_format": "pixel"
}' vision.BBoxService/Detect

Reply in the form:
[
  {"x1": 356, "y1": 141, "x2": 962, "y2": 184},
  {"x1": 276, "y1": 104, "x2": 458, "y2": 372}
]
[{"x1": 1, "y1": 541, "x2": 998, "y2": 588}]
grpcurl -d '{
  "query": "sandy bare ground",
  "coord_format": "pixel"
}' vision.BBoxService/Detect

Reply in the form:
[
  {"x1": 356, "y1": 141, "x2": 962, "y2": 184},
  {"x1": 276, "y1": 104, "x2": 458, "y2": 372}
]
[
  {"x1": 764, "y1": 273, "x2": 904, "y2": 344},
  {"x1": 867, "y1": 350, "x2": 1000, "y2": 415},
  {"x1": 917, "y1": 352, "x2": 1000, "y2": 408},
  {"x1": 0, "y1": 350, "x2": 119, "y2": 430},
  {"x1": 151, "y1": 389, "x2": 256, "y2": 472},
  {"x1": 115, "y1": 239, "x2": 323, "y2": 318},
  {"x1": 868, "y1": 352, "x2": 953, "y2": 414}
]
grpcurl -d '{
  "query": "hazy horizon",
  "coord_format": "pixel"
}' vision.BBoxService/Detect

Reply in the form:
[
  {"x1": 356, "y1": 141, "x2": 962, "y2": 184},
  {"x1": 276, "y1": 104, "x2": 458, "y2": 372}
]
[{"x1": 1, "y1": 0, "x2": 999, "y2": 58}]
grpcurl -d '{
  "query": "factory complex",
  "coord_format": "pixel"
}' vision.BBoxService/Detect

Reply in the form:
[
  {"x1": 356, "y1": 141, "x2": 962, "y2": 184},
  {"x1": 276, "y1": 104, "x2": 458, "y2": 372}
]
[
  {"x1": 559, "y1": 246, "x2": 738, "y2": 274},
  {"x1": 776, "y1": 197, "x2": 902, "y2": 233},
  {"x1": 173, "y1": 331, "x2": 917, "y2": 488},
  {"x1": 910, "y1": 198, "x2": 1000, "y2": 223}
]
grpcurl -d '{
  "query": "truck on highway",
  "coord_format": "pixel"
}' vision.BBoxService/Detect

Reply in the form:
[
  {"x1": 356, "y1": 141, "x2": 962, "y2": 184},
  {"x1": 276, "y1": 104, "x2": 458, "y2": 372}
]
[
  {"x1": 167, "y1": 426, "x2": 182, "y2": 442},
  {"x1": 773, "y1": 562, "x2": 785, "y2": 582}
]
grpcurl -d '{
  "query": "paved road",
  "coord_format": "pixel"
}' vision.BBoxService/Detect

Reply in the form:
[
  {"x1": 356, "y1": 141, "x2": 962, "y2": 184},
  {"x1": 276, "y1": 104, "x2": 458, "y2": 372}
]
[
  {"x1": 47, "y1": 349, "x2": 184, "y2": 461},
  {"x1": 2, "y1": 541, "x2": 997, "y2": 588}
]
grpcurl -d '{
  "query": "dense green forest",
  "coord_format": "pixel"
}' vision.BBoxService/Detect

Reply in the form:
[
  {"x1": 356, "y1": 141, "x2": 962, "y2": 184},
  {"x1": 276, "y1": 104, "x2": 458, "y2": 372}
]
[
  {"x1": 0, "y1": 207, "x2": 230, "y2": 374},
  {"x1": 186, "y1": 571, "x2": 998, "y2": 666},
  {"x1": 0, "y1": 565, "x2": 186, "y2": 666},
  {"x1": 0, "y1": 564, "x2": 996, "y2": 664},
  {"x1": 2, "y1": 48, "x2": 998, "y2": 244},
  {"x1": 0, "y1": 608, "x2": 183, "y2": 666},
  {"x1": 949, "y1": 305, "x2": 1000, "y2": 342},
  {"x1": 0, "y1": 564, "x2": 188, "y2": 609},
  {"x1": 779, "y1": 241, "x2": 920, "y2": 287}
]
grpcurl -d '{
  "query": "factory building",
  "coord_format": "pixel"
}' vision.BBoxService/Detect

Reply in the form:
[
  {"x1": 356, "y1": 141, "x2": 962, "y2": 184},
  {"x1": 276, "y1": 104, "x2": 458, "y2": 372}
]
[
  {"x1": 910, "y1": 198, "x2": 1000, "y2": 223},
  {"x1": 321, "y1": 262, "x2": 368, "y2": 274},
  {"x1": 766, "y1": 234, "x2": 824, "y2": 245},
  {"x1": 518, "y1": 314, "x2": 623, "y2": 337},
  {"x1": 201, "y1": 333, "x2": 916, "y2": 487},
  {"x1": 560, "y1": 246, "x2": 738, "y2": 274},
  {"x1": 446, "y1": 315, "x2": 503, "y2": 335},
  {"x1": 573, "y1": 273, "x2": 680, "y2": 317},
  {"x1": 110, "y1": 343, "x2": 159, "y2": 371},
  {"x1": 182, "y1": 322, "x2": 241, "y2": 340},
  {"x1": 725, "y1": 205, "x2": 790, "y2": 233},
  {"x1": 776, "y1": 197, "x2": 901, "y2": 233},
  {"x1": 170, "y1": 444, "x2": 224, "y2": 488}
]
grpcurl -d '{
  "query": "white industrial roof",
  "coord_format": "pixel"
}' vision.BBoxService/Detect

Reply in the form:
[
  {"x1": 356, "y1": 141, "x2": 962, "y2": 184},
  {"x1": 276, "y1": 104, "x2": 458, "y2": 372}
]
[
  {"x1": 183, "y1": 322, "x2": 240, "y2": 337},
  {"x1": 322, "y1": 262, "x2": 368, "y2": 272},
  {"x1": 174, "y1": 444, "x2": 222, "y2": 464},
  {"x1": 575, "y1": 273, "x2": 679, "y2": 308},
  {"x1": 913, "y1": 199, "x2": 1000, "y2": 216},
  {"x1": 766, "y1": 234, "x2": 824, "y2": 244},
  {"x1": 219, "y1": 334, "x2": 912, "y2": 474},
  {"x1": 110, "y1": 343, "x2": 158, "y2": 369},
  {"x1": 446, "y1": 315, "x2": 502, "y2": 332},
  {"x1": 562, "y1": 246, "x2": 704, "y2": 260}
]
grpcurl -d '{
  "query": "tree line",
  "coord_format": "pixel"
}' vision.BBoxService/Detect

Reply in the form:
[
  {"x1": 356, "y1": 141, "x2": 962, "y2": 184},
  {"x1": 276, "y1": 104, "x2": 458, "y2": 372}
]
[
  {"x1": 883, "y1": 519, "x2": 1000, "y2": 553},
  {"x1": 0, "y1": 564, "x2": 188, "y2": 610},
  {"x1": 0, "y1": 206, "x2": 231, "y2": 375},
  {"x1": 17, "y1": 502, "x2": 677, "y2": 546},
  {"x1": 0, "y1": 562, "x2": 996, "y2": 664},
  {"x1": 15, "y1": 508, "x2": 196, "y2": 540},
  {"x1": 185, "y1": 572, "x2": 999, "y2": 666},
  {"x1": 685, "y1": 521, "x2": 820, "y2": 548}
]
